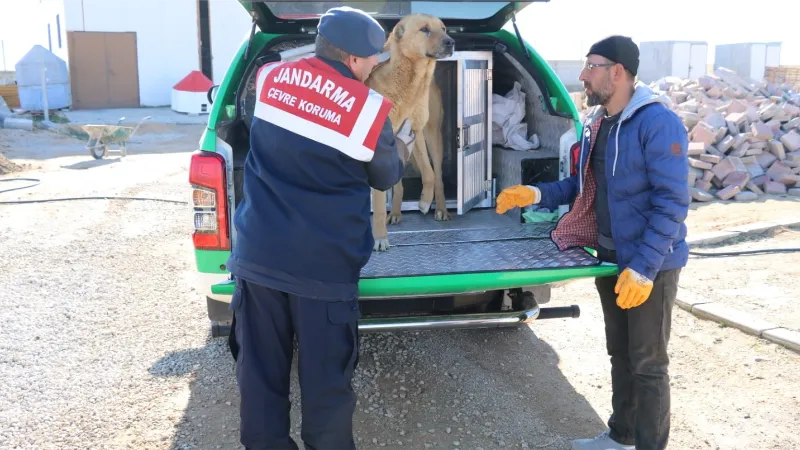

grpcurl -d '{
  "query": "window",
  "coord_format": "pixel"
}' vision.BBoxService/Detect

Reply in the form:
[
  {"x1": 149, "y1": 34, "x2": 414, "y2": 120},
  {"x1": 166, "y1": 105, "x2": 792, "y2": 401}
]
[{"x1": 56, "y1": 14, "x2": 62, "y2": 48}]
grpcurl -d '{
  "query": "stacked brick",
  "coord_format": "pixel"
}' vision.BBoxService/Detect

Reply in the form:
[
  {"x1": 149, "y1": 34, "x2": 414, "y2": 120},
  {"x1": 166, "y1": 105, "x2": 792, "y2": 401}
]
[{"x1": 651, "y1": 67, "x2": 800, "y2": 202}]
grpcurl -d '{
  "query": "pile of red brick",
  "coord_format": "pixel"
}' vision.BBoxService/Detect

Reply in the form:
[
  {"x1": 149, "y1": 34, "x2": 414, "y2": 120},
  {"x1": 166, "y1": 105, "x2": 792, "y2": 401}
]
[{"x1": 653, "y1": 67, "x2": 800, "y2": 202}]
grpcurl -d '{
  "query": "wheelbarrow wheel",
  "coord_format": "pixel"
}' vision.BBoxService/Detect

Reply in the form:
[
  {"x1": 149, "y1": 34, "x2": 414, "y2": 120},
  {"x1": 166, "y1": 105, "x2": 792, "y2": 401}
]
[{"x1": 90, "y1": 144, "x2": 108, "y2": 160}]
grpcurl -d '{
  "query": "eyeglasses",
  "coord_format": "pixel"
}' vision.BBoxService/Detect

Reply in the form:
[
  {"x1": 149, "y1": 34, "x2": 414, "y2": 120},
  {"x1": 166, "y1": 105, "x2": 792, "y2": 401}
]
[{"x1": 583, "y1": 62, "x2": 616, "y2": 71}]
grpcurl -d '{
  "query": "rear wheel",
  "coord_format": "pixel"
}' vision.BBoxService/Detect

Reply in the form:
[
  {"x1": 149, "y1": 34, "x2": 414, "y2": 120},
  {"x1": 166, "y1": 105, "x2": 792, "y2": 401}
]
[{"x1": 90, "y1": 144, "x2": 108, "y2": 160}]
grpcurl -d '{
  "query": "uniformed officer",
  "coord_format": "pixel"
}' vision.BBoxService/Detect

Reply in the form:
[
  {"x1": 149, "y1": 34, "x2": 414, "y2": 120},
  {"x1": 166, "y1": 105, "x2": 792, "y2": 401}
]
[{"x1": 224, "y1": 6, "x2": 414, "y2": 450}]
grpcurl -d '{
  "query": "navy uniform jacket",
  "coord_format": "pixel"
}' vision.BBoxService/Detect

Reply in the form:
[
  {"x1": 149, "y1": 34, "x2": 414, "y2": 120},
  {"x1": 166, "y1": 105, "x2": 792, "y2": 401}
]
[{"x1": 225, "y1": 55, "x2": 404, "y2": 300}]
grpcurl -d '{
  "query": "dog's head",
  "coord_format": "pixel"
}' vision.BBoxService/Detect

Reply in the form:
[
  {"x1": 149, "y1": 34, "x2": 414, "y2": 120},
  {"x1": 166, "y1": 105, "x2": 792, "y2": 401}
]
[{"x1": 389, "y1": 14, "x2": 454, "y2": 60}]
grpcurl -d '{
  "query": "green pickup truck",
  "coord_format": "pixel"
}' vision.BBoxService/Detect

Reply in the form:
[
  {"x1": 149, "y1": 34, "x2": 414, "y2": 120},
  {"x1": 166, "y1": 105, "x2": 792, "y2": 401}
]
[{"x1": 189, "y1": 0, "x2": 618, "y2": 337}]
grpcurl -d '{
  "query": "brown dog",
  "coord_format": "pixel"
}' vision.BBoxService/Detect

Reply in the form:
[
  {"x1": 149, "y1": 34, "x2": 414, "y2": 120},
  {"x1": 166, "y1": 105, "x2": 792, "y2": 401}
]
[{"x1": 366, "y1": 13, "x2": 454, "y2": 251}]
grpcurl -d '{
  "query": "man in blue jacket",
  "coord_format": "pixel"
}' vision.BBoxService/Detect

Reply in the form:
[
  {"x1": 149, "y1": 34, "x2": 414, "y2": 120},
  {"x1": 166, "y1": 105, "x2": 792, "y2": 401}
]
[
  {"x1": 496, "y1": 36, "x2": 689, "y2": 450},
  {"x1": 224, "y1": 6, "x2": 415, "y2": 450}
]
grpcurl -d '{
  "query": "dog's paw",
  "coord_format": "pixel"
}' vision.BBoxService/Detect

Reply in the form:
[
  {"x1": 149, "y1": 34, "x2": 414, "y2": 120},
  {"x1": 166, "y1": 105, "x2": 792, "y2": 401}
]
[
  {"x1": 418, "y1": 201, "x2": 431, "y2": 215},
  {"x1": 435, "y1": 209, "x2": 451, "y2": 221},
  {"x1": 388, "y1": 211, "x2": 403, "y2": 225},
  {"x1": 373, "y1": 238, "x2": 390, "y2": 252}
]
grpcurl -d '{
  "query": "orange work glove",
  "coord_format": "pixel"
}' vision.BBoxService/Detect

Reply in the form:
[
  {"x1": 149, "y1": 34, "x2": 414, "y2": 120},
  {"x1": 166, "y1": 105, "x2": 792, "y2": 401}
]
[
  {"x1": 614, "y1": 268, "x2": 654, "y2": 309},
  {"x1": 495, "y1": 185, "x2": 540, "y2": 214}
]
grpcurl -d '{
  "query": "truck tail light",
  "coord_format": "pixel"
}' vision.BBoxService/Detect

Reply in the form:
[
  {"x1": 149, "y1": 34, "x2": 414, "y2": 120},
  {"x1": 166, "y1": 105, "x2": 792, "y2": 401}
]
[
  {"x1": 569, "y1": 142, "x2": 581, "y2": 177},
  {"x1": 189, "y1": 150, "x2": 230, "y2": 251}
]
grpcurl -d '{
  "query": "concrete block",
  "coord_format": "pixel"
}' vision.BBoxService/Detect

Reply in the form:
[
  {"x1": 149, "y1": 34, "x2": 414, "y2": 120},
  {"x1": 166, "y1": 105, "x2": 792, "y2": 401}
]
[
  {"x1": 689, "y1": 158, "x2": 713, "y2": 170},
  {"x1": 716, "y1": 184, "x2": 741, "y2": 200},
  {"x1": 723, "y1": 171, "x2": 750, "y2": 189},
  {"x1": 751, "y1": 121, "x2": 774, "y2": 140},
  {"x1": 678, "y1": 111, "x2": 701, "y2": 128},
  {"x1": 789, "y1": 188, "x2": 800, "y2": 197},
  {"x1": 726, "y1": 111, "x2": 748, "y2": 126},
  {"x1": 741, "y1": 155, "x2": 758, "y2": 164},
  {"x1": 746, "y1": 181, "x2": 765, "y2": 195},
  {"x1": 756, "y1": 152, "x2": 778, "y2": 169},
  {"x1": 735, "y1": 191, "x2": 759, "y2": 201},
  {"x1": 691, "y1": 123, "x2": 718, "y2": 146},
  {"x1": 765, "y1": 119, "x2": 782, "y2": 131},
  {"x1": 2, "y1": 118, "x2": 33, "y2": 131},
  {"x1": 688, "y1": 142, "x2": 706, "y2": 156},
  {"x1": 695, "y1": 179, "x2": 713, "y2": 192},
  {"x1": 704, "y1": 112, "x2": 727, "y2": 130},
  {"x1": 729, "y1": 144, "x2": 749, "y2": 157},
  {"x1": 727, "y1": 120, "x2": 740, "y2": 136},
  {"x1": 700, "y1": 154, "x2": 722, "y2": 164},
  {"x1": 685, "y1": 230, "x2": 739, "y2": 245},
  {"x1": 751, "y1": 174, "x2": 768, "y2": 187},
  {"x1": 765, "y1": 181, "x2": 787, "y2": 194},
  {"x1": 745, "y1": 162, "x2": 765, "y2": 178},
  {"x1": 768, "y1": 139, "x2": 786, "y2": 160},
  {"x1": 762, "y1": 328, "x2": 800, "y2": 352},
  {"x1": 717, "y1": 135, "x2": 735, "y2": 153},
  {"x1": 706, "y1": 144, "x2": 724, "y2": 157},
  {"x1": 702, "y1": 170, "x2": 715, "y2": 182},
  {"x1": 726, "y1": 99, "x2": 748, "y2": 114},
  {"x1": 781, "y1": 131, "x2": 800, "y2": 152},
  {"x1": 766, "y1": 161, "x2": 792, "y2": 182},
  {"x1": 692, "y1": 303, "x2": 778, "y2": 337},
  {"x1": 691, "y1": 186, "x2": 714, "y2": 202}
]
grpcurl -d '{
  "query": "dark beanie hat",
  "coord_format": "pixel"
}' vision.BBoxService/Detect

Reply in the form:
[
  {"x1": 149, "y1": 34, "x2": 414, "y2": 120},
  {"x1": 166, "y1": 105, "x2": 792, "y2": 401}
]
[
  {"x1": 318, "y1": 6, "x2": 386, "y2": 57},
  {"x1": 587, "y1": 35, "x2": 640, "y2": 76}
]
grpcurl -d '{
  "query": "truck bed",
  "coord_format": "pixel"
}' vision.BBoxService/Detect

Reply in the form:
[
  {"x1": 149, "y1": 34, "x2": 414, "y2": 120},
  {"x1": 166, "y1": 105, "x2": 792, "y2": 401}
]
[{"x1": 361, "y1": 210, "x2": 601, "y2": 279}]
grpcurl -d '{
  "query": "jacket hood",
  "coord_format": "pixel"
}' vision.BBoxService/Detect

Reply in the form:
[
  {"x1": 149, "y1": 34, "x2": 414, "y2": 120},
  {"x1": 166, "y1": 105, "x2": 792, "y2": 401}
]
[
  {"x1": 577, "y1": 81, "x2": 675, "y2": 188},
  {"x1": 585, "y1": 81, "x2": 673, "y2": 124}
]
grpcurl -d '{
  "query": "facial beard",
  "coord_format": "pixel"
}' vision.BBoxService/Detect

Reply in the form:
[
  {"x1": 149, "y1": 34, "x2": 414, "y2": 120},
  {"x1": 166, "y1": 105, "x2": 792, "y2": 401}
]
[{"x1": 585, "y1": 80, "x2": 613, "y2": 107}]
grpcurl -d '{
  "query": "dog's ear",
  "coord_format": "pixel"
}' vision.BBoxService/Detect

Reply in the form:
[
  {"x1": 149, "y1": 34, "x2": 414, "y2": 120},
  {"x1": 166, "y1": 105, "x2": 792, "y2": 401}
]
[{"x1": 393, "y1": 23, "x2": 405, "y2": 41}]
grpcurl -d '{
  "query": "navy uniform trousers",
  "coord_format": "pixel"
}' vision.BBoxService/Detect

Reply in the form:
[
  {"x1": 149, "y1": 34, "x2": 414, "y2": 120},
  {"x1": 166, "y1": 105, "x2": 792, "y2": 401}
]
[{"x1": 228, "y1": 277, "x2": 361, "y2": 450}]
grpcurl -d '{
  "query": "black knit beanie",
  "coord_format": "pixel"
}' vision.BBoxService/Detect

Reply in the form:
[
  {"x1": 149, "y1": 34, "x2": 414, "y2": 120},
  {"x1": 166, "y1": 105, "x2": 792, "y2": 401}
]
[{"x1": 587, "y1": 35, "x2": 639, "y2": 76}]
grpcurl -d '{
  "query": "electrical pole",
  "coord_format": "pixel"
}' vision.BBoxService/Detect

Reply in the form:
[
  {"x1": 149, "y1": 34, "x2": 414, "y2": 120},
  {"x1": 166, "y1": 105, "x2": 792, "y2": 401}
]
[{"x1": 1, "y1": 40, "x2": 6, "y2": 71}]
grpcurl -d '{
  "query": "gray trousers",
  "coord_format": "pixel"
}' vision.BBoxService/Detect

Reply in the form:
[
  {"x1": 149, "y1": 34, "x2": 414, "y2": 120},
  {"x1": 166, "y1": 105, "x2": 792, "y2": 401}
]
[{"x1": 596, "y1": 246, "x2": 681, "y2": 450}]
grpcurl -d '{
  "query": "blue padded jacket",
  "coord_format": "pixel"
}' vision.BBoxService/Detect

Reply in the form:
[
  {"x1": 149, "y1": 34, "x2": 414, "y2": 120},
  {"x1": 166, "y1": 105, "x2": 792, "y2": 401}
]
[{"x1": 537, "y1": 83, "x2": 691, "y2": 281}]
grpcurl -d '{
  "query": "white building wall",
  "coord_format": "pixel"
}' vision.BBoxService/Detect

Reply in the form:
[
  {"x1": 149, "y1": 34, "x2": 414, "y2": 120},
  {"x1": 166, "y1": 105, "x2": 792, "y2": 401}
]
[
  {"x1": 208, "y1": 0, "x2": 252, "y2": 85},
  {"x1": 32, "y1": 0, "x2": 69, "y2": 63},
  {"x1": 63, "y1": 0, "x2": 200, "y2": 106}
]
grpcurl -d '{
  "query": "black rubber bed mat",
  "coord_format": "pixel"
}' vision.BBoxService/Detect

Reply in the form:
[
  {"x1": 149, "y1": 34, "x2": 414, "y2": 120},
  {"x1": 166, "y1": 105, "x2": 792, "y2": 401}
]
[{"x1": 360, "y1": 209, "x2": 600, "y2": 279}]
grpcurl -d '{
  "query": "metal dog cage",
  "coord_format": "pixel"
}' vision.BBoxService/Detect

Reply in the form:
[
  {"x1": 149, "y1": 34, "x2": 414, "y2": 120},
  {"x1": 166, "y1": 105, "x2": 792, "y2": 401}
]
[{"x1": 382, "y1": 50, "x2": 494, "y2": 216}]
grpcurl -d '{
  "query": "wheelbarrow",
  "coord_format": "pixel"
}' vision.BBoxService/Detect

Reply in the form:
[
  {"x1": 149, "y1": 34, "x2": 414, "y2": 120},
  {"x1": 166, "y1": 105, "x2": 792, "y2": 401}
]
[{"x1": 81, "y1": 116, "x2": 151, "y2": 159}]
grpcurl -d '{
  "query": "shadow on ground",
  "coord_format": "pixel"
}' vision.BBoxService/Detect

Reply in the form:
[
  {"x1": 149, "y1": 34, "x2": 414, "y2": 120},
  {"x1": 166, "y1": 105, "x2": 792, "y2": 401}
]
[
  {"x1": 151, "y1": 326, "x2": 606, "y2": 450},
  {"x1": 60, "y1": 158, "x2": 121, "y2": 170}
]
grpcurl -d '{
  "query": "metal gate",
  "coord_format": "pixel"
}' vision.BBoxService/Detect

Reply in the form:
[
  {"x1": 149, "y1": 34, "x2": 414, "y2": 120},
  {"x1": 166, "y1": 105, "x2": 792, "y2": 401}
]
[{"x1": 456, "y1": 52, "x2": 493, "y2": 215}]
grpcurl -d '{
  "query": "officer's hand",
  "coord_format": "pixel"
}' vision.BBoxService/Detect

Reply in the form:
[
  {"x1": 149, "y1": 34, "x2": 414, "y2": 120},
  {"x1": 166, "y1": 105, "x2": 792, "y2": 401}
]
[
  {"x1": 495, "y1": 185, "x2": 539, "y2": 214},
  {"x1": 395, "y1": 119, "x2": 415, "y2": 164},
  {"x1": 614, "y1": 268, "x2": 654, "y2": 309},
  {"x1": 396, "y1": 118, "x2": 415, "y2": 145}
]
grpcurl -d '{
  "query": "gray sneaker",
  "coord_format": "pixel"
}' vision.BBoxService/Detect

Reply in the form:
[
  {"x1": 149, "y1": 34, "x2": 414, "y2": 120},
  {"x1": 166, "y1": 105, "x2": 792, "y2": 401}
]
[{"x1": 570, "y1": 429, "x2": 635, "y2": 450}]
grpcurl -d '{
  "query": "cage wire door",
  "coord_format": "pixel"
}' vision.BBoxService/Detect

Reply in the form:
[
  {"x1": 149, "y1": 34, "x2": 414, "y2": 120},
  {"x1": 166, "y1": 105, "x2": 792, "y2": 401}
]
[{"x1": 457, "y1": 52, "x2": 493, "y2": 215}]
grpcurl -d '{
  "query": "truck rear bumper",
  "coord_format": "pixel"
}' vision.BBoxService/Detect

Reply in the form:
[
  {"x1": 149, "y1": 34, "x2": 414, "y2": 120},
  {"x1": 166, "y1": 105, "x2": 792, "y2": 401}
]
[{"x1": 357, "y1": 304, "x2": 579, "y2": 333}]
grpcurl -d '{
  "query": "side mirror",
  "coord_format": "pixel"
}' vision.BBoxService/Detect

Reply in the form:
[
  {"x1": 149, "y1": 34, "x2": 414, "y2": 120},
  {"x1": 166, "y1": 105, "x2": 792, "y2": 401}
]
[{"x1": 207, "y1": 85, "x2": 220, "y2": 104}]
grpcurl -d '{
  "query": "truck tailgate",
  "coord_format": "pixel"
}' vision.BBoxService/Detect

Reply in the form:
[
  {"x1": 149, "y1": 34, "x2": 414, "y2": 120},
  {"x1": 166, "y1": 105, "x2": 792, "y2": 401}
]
[
  {"x1": 211, "y1": 210, "x2": 617, "y2": 299},
  {"x1": 362, "y1": 209, "x2": 602, "y2": 278}
]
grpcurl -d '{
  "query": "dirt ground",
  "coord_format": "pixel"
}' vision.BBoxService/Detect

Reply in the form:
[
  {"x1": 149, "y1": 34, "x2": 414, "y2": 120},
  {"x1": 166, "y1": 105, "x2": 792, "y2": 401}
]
[
  {"x1": 682, "y1": 229, "x2": 800, "y2": 332},
  {"x1": 1, "y1": 121, "x2": 798, "y2": 450},
  {"x1": 686, "y1": 196, "x2": 800, "y2": 234}
]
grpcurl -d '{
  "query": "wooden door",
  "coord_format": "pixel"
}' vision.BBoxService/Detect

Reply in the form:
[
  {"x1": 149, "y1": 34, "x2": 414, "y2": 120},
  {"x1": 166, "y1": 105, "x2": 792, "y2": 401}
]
[{"x1": 68, "y1": 31, "x2": 140, "y2": 109}]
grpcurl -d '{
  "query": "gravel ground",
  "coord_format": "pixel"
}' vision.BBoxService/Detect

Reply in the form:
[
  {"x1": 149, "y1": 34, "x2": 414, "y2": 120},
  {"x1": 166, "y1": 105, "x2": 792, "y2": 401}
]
[
  {"x1": 1, "y1": 123, "x2": 799, "y2": 450},
  {"x1": 682, "y1": 229, "x2": 800, "y2": 332}
]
